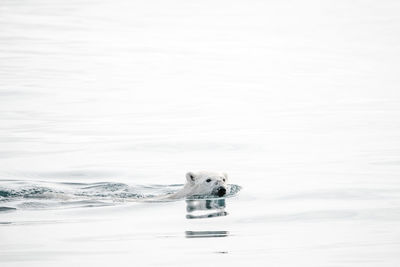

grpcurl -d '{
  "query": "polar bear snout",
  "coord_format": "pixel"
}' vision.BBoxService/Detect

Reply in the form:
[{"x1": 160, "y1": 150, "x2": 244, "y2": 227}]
[{"x1": 216, "y1": 187, "x2": 227, "y2": 197}]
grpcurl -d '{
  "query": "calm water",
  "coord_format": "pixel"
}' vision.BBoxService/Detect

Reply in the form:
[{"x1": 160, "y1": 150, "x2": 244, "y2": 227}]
[{"x1": 1, "y1": 0, "x2": 400, "y2": 266}]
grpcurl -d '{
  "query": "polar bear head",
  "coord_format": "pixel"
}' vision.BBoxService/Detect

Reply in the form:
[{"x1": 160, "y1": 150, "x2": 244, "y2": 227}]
[{"x1": 185, "y1": 171, "x2": 228, "y2": 197}]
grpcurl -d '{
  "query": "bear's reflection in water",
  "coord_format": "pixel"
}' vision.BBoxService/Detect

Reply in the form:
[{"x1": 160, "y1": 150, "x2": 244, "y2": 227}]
[
  {"x1": 185, "y1": 230, "x2": 229, "y2": 238},
  {"x1": 185, "y1": 199, "x2": 229, "y2": 238},
  {"x1": 185, "y1": 199, "x2": 228, "y2": 219}
]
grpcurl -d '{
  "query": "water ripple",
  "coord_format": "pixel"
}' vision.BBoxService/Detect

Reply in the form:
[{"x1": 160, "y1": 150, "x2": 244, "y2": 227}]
[{"x1": 0, "y1": 180, "x2": 241, "y2": 210}]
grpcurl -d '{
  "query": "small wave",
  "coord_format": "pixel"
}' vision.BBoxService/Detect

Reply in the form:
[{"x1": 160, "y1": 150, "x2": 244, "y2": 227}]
[
  {"x1": 0, "y1": 180, "x2": 241, "y2": 210},
  {"x1": 187, "y1": 185, "x2": 242, "y2": 200},
  {"x1": 0, "y1": 206, "x2": 17, "y2": 212}
]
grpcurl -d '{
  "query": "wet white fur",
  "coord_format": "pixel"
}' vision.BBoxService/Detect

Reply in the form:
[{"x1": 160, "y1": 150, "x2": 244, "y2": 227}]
[{"x1": 168, "y1": 171, "x2": 228, "y2": 199}]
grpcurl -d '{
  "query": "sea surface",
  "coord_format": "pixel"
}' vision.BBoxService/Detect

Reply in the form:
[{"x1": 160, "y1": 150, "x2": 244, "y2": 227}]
[{"x1": 1, "y1": 0, "x2": 400, "y2": 266}]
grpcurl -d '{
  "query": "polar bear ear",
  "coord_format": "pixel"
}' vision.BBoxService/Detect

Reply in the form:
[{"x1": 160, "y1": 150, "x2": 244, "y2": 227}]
[
  {"x1": 222, "y1": 172, "x2": 228, "y2": 180},
  {"x1": 186, "y1": 172, "x2": 197, "y2": 183}
]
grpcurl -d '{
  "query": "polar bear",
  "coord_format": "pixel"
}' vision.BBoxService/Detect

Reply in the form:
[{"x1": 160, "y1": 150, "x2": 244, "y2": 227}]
[{"x1": 167, "y1": 171, "x2": 229, "y2": 199}]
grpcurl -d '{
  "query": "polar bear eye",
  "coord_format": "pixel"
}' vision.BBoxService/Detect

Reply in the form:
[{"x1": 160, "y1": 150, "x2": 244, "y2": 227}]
[
  {"x1": 206, "y1": 178, "x2": 212, "y2": 183},
  {"x1": 222, "y1": 178, "x2": 226, "y2": 182}
]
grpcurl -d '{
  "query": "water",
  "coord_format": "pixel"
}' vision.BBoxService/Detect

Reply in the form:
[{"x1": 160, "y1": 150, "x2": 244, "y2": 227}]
[{"x1": 1, "y1": 0, "x2": 400, "y2": 266}]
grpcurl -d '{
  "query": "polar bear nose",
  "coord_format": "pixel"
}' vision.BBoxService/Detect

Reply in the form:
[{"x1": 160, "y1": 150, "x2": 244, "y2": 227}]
[{"x1": 216, "y1": 187, "x2": 226, "y2": 197}]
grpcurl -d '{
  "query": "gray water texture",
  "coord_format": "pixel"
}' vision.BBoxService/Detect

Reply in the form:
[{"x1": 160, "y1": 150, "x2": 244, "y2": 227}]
[
  {"x1": 0, "y1": 179, "x2": 242, "y2": 210},
  {"x1": 1, "y1": 0, "x2": 400, "y2": 266}
]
